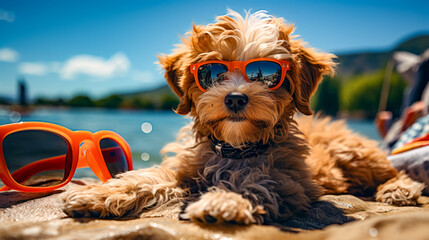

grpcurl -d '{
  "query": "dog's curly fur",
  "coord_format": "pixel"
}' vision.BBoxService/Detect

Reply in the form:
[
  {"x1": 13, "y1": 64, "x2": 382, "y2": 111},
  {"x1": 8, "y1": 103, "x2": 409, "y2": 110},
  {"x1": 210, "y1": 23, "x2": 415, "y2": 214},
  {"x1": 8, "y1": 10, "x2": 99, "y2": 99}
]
[{"x1": 59, "y1": 10, "x2": 424, "y2": 227}]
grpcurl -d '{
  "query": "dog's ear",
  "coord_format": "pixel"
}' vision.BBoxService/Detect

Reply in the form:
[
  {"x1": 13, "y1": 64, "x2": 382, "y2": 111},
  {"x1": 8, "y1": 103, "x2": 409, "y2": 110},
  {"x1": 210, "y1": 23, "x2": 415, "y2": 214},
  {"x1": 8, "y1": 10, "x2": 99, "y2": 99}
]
[
  {"x1": 291, "y1": 41, "x2": 336, "y2": 115},
  {"x1": 158, "y1": 50, "x2": 192, "y2": 115},
  {"x1": 158, "y1": 51, "x2": 185, "y2": 97},
  {"x1": 278, "y1": 22, "x2": 336, "y2": 115}
]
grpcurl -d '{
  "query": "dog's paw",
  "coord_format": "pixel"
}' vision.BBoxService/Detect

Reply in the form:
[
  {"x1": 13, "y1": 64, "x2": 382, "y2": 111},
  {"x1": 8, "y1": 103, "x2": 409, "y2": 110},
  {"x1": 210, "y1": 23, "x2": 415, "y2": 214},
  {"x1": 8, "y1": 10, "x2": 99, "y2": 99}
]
[
  {"x1": 58, "y1": 184, "x2": 116, "y2": 218},
  {"x1": 375, "y1": 171, "x2": 424, "y2": 206},
  {"x1": 183, "y1": 190, "x2": 265, "y2": 225},
  {"x1": 58, "y1": 184, "x2": 141, "y2": 218}
]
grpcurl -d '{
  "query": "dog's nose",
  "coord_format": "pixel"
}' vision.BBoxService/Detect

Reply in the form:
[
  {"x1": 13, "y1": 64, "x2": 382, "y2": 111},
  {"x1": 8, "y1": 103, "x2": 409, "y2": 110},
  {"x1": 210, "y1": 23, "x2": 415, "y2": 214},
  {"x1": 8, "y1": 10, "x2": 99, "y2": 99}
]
[{"x1": 224, "y1": 92, "x2": 248, "y2": 113}]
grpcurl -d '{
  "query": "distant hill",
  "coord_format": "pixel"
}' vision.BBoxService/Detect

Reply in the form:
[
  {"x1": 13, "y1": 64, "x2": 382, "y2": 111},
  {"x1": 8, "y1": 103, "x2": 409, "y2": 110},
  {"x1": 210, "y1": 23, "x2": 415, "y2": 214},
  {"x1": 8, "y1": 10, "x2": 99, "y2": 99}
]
[
  {"x1": 336, "y1": 34, "x2": 429, "y2": 78},
  {"x1": 116, "y1": 84, "x2": 179, "y2": 109},
  {"x1": 119, "y1": 85, "x2": 177, "y2": 102}
]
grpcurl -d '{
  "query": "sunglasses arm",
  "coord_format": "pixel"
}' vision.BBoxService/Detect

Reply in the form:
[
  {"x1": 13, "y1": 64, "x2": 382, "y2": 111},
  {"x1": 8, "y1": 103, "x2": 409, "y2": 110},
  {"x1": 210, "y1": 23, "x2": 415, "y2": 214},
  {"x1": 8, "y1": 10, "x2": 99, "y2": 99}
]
[{"x1": 0, "y1": 185, "x2": 11, "y2": 191}]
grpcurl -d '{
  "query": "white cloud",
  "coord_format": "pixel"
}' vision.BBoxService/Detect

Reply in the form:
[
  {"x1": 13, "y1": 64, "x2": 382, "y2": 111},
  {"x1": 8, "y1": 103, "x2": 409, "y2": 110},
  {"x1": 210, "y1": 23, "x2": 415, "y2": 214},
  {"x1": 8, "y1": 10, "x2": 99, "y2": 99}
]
[
  {"x1": 49, "y1": 61, "x2": 62, "y2": 73},
  {"x1": 0, "y1": 9, "x2": 15, "y2": 22},
  {"x1": 131, "y1": 70, "x2": 154, "y2": 83},
  {"x1": 18, "y1": 61, "x2": 63, "y2": 76},
  {"x1": 16, "y1": 52, "x2": 132, "y2": 80},
  {"x1": 19, "y1": 62, "x2": 48, "y2": 76},
  {"x1": 0, "y1": 48, "x2": 19, "y2": 62},
  {"x1": 60, "y1": 52, "x2": 130, "y2": 80}
]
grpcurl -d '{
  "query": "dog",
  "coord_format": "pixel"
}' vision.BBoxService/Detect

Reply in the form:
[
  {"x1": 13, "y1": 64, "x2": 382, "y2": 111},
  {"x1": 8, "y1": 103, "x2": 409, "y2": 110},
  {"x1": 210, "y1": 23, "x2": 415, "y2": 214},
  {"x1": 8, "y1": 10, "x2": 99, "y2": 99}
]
[{"x1": 59, "y1": 10, "x2": 424, "y2": 227}]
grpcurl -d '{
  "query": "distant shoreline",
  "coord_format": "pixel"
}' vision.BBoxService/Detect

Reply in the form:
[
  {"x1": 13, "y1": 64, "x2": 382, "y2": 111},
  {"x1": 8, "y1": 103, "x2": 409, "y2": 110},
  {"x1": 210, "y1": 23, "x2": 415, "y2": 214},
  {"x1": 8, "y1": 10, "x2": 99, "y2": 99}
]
[{"x1": 0, "y1": 104, "x2": 376, "y2": 121}]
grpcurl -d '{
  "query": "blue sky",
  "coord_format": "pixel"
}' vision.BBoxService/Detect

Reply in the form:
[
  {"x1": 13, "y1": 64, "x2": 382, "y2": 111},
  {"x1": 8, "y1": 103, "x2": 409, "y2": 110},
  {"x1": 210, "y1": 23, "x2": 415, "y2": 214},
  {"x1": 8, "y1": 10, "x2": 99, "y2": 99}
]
[{"x1": 0, "y1": 0, "x2": 428, "y2": 100}]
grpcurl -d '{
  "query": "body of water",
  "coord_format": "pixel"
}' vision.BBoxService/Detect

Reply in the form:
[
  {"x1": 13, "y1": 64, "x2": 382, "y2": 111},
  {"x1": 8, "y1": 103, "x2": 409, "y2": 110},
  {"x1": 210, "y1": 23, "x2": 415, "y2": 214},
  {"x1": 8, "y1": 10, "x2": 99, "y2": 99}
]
[{"x1": 0, "y1": 108, "x2": 381, "y2": 179}]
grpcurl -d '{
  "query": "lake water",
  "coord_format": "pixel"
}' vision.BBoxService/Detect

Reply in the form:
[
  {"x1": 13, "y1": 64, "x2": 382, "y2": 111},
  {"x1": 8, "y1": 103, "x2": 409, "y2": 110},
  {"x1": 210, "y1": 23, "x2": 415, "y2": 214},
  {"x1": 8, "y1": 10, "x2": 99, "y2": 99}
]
[{"x1": 0, "y1": 108, "x2": 381, "y2": 179}]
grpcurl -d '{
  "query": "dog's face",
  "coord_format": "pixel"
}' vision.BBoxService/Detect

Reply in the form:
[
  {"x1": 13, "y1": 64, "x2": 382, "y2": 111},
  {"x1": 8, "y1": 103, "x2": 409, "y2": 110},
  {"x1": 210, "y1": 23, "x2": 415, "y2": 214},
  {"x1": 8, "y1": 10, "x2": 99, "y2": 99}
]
[{"x1": 159, "y1": 10, "x2": 335, "y2": 147}]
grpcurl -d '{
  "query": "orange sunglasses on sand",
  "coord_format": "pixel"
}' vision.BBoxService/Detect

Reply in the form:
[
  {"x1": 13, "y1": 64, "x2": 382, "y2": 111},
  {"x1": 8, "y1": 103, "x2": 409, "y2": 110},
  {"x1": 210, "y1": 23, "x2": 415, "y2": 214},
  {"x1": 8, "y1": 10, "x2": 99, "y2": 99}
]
[
  {"x1": 190, "y1": 58, "x2": 291, "y2": 92},
  {"x1": 0, "y1": 122, "x2": 133, "y2": 192}
]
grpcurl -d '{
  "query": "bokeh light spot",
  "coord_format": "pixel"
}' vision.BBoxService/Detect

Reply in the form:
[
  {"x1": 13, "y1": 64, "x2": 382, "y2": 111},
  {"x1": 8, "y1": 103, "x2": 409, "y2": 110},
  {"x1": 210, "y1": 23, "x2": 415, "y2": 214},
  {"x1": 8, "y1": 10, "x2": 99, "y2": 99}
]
[
  {"x1": 141, "y1": 152, "x2": 150, "y2": 161},
  {"x1": 141, "y1": 122, "x2": 152, "y2": 134},
  {"x1": 9, "y1": 111, "x2": 21, "y2": 122}
]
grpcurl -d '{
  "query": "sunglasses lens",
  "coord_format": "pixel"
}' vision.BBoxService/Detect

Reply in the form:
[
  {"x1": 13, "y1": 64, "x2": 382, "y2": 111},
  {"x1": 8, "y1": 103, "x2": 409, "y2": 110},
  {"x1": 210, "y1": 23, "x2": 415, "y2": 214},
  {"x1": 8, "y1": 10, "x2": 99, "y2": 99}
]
[
  {"x1": 246, "y1": 61, "x2": 283, "y2": 88},
  {"x1": 2, "y1": 130, "x2": 72, "y2": 187},
  {"x1": 197, "y1": 63, "x2": 228, "y2": 90},
  {"x1": 99, "y1": 138, "x2": 128, "y2": 177}
]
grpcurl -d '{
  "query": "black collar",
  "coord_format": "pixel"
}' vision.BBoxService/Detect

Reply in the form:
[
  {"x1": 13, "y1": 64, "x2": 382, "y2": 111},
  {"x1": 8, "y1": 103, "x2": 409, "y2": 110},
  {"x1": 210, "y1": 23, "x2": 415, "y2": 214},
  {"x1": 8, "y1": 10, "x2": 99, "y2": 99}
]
[{"x1": 208, "y1": 135, "x2": 270, "y2": 159}]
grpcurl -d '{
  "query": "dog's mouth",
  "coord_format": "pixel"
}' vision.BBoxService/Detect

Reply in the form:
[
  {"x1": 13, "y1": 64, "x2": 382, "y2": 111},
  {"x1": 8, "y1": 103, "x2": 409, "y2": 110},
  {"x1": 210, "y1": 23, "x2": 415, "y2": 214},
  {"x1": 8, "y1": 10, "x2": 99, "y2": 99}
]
[
  {"x1": 224, "y1": 116, "x2": 271, "y2": 128},
  {"x1": 206, "y1": 115, "x2": 271, "y2": 129},
  {"x1": 228, "y1": 116, "x2": 246, "y2": 122}
]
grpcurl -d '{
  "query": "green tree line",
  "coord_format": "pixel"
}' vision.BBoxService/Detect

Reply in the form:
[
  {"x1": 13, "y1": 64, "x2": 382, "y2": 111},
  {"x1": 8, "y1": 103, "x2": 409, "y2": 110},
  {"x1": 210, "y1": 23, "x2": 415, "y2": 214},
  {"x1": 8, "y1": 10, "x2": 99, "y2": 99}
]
[
  {"x1": 33, "y1": 93, "x2": 180, "y2": 110},
  {"x1": 311, "y1": 68, "x2": 407, "y2": 118}
]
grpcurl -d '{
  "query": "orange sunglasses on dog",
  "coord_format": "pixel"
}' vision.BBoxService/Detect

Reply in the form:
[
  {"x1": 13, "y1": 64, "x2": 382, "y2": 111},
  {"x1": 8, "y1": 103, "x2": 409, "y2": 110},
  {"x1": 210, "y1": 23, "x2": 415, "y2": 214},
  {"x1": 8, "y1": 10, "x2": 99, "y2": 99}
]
[
  {"x1": 0, "y1": 122, "x2": 133, "y2": 192},
  {"x1": 190, "y1": 58, "x2": 291, "y2": 92}
]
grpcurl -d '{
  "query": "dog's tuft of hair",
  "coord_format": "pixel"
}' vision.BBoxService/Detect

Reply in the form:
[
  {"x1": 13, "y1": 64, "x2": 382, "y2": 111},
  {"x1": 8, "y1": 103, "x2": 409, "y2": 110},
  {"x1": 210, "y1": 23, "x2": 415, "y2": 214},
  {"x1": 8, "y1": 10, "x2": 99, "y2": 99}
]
[{"x1": 59, "y1": 9, "x2": 423, "y2": 229}]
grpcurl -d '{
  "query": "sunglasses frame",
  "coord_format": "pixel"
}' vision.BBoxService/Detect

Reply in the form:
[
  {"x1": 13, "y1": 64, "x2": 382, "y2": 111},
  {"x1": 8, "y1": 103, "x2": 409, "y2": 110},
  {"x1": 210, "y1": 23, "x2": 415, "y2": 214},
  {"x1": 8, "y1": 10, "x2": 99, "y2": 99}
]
[
  {"x1": 0, "y1": 122, "x2": 133, "y2": 192},
  {"x1": 190, "y1": 58, "x2": 291, "y2": 92}
]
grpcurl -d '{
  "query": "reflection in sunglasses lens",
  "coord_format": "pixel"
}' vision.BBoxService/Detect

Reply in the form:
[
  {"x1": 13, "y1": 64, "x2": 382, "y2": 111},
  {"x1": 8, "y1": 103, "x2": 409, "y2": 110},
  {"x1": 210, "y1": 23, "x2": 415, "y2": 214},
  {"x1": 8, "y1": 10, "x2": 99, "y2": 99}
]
[
  {"x1": 246, "y1": 61, "x2": 282, "y2": 88},
  {"x1": 197, "y1": 63, "x2": 228, "y2": 90},
  {"x1": 99, "y1": 138, "x2": 128, "y2": 177},
  {"x1": 2, "y1": 130, "x2": 72, "y2": 187}
]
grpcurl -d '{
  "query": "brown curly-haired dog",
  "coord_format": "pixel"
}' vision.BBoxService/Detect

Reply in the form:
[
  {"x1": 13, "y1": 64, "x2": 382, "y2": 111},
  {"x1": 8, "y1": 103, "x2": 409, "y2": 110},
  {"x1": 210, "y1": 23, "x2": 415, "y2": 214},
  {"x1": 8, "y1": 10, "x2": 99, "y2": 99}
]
[{"x1": 59, "y1": 10, "x2": 424, "y2": 227}]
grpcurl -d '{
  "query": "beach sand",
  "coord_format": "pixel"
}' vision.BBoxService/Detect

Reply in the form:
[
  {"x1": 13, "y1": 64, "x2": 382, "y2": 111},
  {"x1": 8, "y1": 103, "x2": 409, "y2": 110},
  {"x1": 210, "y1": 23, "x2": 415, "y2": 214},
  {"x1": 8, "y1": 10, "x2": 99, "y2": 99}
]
[{"x1": 1, "y1": 179, "x2": 429, "y2": 240}]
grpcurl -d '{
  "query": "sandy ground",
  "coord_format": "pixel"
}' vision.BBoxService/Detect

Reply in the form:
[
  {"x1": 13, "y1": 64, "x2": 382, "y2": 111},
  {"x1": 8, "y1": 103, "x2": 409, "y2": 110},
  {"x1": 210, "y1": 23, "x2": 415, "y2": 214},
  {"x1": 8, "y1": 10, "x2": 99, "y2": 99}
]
[{"x1": 1, "y1": 179, "x2": 429, "y2": 240}]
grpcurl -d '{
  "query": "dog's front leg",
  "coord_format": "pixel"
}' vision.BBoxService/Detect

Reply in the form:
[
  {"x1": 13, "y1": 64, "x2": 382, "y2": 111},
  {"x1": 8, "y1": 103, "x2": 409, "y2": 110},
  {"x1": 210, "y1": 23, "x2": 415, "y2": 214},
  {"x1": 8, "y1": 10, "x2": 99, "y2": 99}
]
[
  {"x1": 59, "y1": 167, "x2": 186, "y2": 218},
  {"x1": 183, "y1": 187, "x2": 265, "y2": 224}
]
